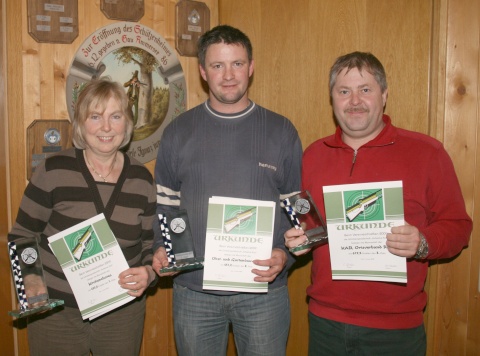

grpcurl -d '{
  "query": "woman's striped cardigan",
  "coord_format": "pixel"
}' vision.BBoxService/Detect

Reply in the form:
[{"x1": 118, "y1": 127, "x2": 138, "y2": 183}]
[{"x1": 8, "y1": 148, "x2": 156, "y2": 307}]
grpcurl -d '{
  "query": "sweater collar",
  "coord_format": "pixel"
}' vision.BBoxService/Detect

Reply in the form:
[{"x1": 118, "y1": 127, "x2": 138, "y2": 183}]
[
  {"x1": 204, "y1": 100, "x2": 256, "y2": 119},
  {"x1": 325, "y1": 114, "x2": 397, "y2": 149}
]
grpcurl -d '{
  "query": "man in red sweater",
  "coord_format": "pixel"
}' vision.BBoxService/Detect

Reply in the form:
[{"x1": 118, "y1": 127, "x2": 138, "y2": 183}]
[{"x1": 285, "y1": 51, "x2": 472, "y2": 355}]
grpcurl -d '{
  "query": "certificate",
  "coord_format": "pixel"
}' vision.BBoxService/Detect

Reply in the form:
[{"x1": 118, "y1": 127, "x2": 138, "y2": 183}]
[
  {"x1": 203, "y1": 197, "x2": 275, "y2": 293},
  {"x1": 323, "y1": 181, "x2": 407, "y2": 283},
  {"x1": 48, "y1": 214, "x2": 134, "y2": 320}
]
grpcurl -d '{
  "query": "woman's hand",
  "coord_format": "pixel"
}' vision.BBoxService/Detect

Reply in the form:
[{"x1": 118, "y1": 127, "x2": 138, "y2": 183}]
[{"x1": 118, "y1": 265, "x2": 156, "y2": 297}]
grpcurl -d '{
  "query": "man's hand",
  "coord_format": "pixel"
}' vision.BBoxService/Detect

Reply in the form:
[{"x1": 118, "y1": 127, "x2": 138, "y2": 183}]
[
  {"x1": 386, "y1": 223, "x2": 422, "y2": 258},
  {"x1": 152, "y1": 247, "x2": 178, "y2": 277},
  {"x1": 284, "y1": 227, "x2": 311, "y2": 256},
  {"x1": 252, "y1": 248, "x2": 288, "y2": 283}
]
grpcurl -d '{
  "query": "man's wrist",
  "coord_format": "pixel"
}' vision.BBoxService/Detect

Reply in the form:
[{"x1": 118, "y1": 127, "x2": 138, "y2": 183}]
[{"x1": 414, "y1": 233, "x2": 429, "y2": 260}]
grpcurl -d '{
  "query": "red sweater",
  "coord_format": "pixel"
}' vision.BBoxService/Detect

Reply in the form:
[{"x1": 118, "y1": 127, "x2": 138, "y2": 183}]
[{"x1": 303, "y1": 115, "x2": 472, "y2": 329}]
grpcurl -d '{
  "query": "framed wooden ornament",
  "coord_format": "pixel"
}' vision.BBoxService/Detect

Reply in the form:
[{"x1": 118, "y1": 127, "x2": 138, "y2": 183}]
[
  {"x1": 26, "y1": 120, "x2": 73, "y2": 180},
  {"x1": 175, "y1": 0, "x2": 210, "y2": 57},
  {"x1": 100, "y1": 0, "x2": 144, "y2": 22},
  {"x1": 27, "y1": 0, "x2": 78, "y2": 44}
]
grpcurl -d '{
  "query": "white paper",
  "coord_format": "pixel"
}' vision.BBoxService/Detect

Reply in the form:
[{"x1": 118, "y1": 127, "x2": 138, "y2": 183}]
[
  {"x1": 203, "y1": 197, "x2": 275, "y2": 293},
  {"x1": 323, "y1": 181, "x2": 407, "y2": 283},
  {"x1": 48, "y1": 214, "x2": 134, "y2": 320}
]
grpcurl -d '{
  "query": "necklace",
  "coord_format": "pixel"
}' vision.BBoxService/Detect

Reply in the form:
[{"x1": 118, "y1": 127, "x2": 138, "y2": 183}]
[{"x1": 84, "y1": 151, "x2": 117, "y2": 183}]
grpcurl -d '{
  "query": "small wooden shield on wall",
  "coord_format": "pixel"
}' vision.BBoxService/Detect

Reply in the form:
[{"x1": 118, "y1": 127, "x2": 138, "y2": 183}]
[
  {"x1": 175, "y1": 0, "x2": 210, "y2": 57},
  {"x1": 26, "y1": 120, "x2": 73, "y2": 180},
  {"x1": 27, "y1": 0, "x2": 78, "y2": 44},
  {"x1": 101, "y1": 0, "x2": 145, "y2": 22}
]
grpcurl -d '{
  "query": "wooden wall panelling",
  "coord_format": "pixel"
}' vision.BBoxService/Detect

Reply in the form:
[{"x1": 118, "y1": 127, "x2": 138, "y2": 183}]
[
  {"x1": 22, "y1": 4, "x2": 42, "y2": 125},
  {"x1": 1, "y1": 0, "x2": 16, "y2": 354},
  {"x1": 433, "y1": 0, "x2": 479, "y2": 354},
  {"x1": 466, "y1": 1, "x2": 480, "y2": 351},
  {"x1": 254, "y1": 3, "x2": 314, "y2": 354},
  {"x1": 423, "y1": 0, "x2": 448, "y2": 349},
  {"x1": 142, "y1": 2, "x2": 178, "y2": 353},
  {"x1": 467, "y1": 34, "x2": 480, "y2": 354},
  {"x1": 6, "y1": 0, "x2": 28, "y2": 353},
  {"x1": 140, "y1": 7, "x2": 176, "y2": 353},
  {"x1": 141, "y1": 4, "x2": 174, "y2": 354},
  {"x1": 141, "y1": 2, "x2": 218, "y2": 355},
  {"x1": 367, "y1": 0, "x2": 432, "y2": 135},
  {"x1": 6, "y1": 0, "x2": 25, "y2": 224}
]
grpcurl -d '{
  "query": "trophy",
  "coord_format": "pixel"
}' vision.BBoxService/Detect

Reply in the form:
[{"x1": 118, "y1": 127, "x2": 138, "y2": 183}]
[
  {"x1": 8, "y1": 240, "x2": 64, "y2": 318},
  {"x1": 159, "y1": 210, "x2": 204, "y2": 273},
  {"x1": 282, "y1": 191, "x2": 328, "y2": 252}
]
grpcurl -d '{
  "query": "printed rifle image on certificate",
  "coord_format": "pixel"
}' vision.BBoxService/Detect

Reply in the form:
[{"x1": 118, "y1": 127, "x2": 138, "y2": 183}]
[
  {"x1": 47, "y1": 214, "x2": 135, "y2": 320},
  {"x1": 323, "y1": 181, "x2": 407, "y2": 283},
  {"x1": 203, "y1": 197, "x2": 275, "y2": 293}
]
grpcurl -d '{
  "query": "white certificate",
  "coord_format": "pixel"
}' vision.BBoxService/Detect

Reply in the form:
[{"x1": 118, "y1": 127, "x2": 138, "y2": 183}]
[
  {"x1": 323, "y1": 181, "x2": 407, "y2": 283},
  {"x1": 48, "y1": 213, "x2": 134, "y2": 320},
  {"x1": 203, "y1": 197, "x2": 275, "y2": 293}
]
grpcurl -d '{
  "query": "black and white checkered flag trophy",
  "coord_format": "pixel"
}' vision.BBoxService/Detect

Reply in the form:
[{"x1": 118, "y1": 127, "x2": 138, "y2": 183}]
[
  {"x1": 281, "y1": 191, "x2": 329, "y2": 253},
  {"x1": 8, "y1": 240, "x2": 64, "y2": 318},
  {"x1": 159, "y1": 210, "x2": 204, "y2": 273}
]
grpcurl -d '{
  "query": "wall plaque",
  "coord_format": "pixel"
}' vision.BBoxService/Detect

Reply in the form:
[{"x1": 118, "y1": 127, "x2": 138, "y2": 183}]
[
  {"x1": 101, "y1": 0, "x2": 144, "y2": 22},
  {"x1": 27, "y1": 0, "x2": 78, "y2": 43},
  {"x1": 66, "y1": 22, "x2": 187, "y2": 164},
  {"x1": 176, "y1": 0, "x2": 210, "y2": 57},
  {"x1": 26, "y1": 120, "x2": 73, "y2": 180}
]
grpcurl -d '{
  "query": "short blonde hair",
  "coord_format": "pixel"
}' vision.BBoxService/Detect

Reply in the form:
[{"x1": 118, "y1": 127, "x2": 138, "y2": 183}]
[{"x1": 72, "y1": 78, "x2": 134, "y2": 149}]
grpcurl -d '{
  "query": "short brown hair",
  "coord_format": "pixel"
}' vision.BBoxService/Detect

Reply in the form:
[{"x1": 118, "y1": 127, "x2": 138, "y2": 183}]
[
  {"x1": 329, "y1": 52, "x2": 388, "y2": 94},
  {"x1": 197, "y1": 25, "x2": 253, "y2": 68},
  {"x1": 72, "y1": 78, "x2": 134, "y2": 149}
]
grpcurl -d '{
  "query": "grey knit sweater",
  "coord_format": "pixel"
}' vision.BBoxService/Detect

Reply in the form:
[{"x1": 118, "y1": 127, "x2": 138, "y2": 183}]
[{"x1": 154, "y1": 101, "x2": 302, "y2": 293}]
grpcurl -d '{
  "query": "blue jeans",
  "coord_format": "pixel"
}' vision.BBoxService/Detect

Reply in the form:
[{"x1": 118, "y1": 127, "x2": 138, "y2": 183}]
[
  {"x1": 308, "y1": 312, "x2": 426, "y2": 356},
  {"x1": 173, "y1": 283, "x2": 290, "y2": 356}
]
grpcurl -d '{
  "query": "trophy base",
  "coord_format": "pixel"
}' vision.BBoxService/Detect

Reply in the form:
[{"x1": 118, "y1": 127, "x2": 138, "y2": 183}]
[
  {"x1": 160, "y1": 258, "x2": 204, "y2": 273},
  {"x1": 289, "y1": 235, "x2": 328, "y2": 253},
  {"x1": 9, "y1": 299, "x2": 65, "y2": 318}
]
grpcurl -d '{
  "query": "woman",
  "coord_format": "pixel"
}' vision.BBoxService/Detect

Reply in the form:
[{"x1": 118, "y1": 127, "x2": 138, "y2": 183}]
[{"x1": 8, "y1": 79, "x2": 157, "y2": 355}]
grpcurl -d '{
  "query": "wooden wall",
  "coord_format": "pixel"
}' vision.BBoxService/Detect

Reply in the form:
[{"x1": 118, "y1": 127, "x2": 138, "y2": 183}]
[
  {"x1": 0, "y1": 1, "x2": 16, "y2": 355},
  {"x1": 431, "y1": 1, "x2": 480, "y2": 355},
  {"x1": 1, "y1": 0, "x2": 478, "y2": 355}
]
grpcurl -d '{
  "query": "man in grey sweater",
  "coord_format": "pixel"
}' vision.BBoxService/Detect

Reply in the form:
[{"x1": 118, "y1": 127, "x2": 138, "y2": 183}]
[{"x1": 153, "y1": 25, "x2": 302, "y2": 356}]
